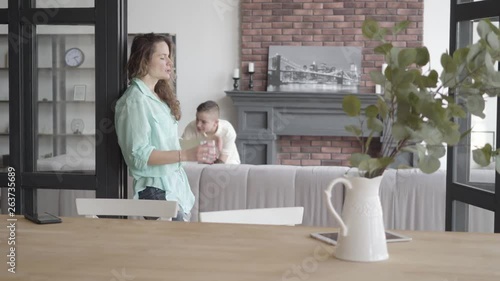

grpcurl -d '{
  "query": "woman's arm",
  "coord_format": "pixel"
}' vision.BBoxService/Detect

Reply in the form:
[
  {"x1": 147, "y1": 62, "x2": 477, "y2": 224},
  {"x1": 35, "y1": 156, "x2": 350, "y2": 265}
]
[{"x1": 147, "y1": 145, "x2": 214, "y2": 165}]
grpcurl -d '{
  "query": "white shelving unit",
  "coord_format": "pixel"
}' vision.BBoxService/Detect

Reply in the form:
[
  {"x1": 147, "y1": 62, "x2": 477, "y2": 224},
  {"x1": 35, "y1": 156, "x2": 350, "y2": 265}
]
[
  {"x1": 0, "y1": 31, "x2": 96, "y2": 164},
  {"x1": 35, "y1": 33, "x2": 96, "y2": 161}
]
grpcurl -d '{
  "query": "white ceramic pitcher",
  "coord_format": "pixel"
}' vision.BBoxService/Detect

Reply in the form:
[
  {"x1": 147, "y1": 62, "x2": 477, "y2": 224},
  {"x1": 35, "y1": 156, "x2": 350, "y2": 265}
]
[{"x1": 324, "y1": 175, "x2": 388, "y2": 262}]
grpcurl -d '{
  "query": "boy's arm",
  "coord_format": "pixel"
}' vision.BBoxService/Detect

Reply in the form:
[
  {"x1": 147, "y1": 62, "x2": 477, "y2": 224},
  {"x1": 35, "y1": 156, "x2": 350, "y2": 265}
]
[
  {"x1": 217, "y1": 124, "x2": 237, "y2": 163},
  {"x1": 217, "y1": 153, "x2": 228, "y2": 163}
]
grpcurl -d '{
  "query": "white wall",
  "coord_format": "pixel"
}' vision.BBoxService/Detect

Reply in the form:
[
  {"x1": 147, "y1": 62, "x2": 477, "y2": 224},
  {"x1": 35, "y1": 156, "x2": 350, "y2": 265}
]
[
  {"x1": 129, "y1": 1, "x2": 498, "y2": 172},
  {"x1": 128, "y1": 0, "x2": 240, "y2": 134},
  {"x1": 424, "y1": 0, "x2": 450, "y2": 169}
]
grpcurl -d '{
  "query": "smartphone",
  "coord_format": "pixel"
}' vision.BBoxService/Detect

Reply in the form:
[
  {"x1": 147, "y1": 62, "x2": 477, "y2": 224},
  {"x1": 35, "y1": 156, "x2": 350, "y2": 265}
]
[
  {"x1": 310, "y1": 230, "x2": 411, "y2": 246},
  {"x1": 24, "y1": 212, "x2": 62, "y2": 224}
]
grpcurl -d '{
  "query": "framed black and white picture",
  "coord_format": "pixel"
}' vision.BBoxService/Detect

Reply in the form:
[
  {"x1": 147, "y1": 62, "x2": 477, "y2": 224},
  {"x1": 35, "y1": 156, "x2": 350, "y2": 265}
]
[
  {"x1": 73, "y1": 85, "x2": 86, "y2": 101},
  {"x1": 267, "y1": 46, "x2": 362, "y2": 93}
]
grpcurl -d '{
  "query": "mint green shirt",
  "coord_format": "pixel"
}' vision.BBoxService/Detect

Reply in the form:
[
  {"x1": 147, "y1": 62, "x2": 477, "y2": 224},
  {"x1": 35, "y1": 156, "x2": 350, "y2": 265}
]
[{"x1": 114, "y1": 78, "x2": 194, "y2": 213}]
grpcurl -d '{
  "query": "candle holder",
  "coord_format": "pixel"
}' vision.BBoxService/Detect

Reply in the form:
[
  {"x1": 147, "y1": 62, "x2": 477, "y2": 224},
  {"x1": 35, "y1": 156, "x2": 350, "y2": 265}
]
[
  {"x1": 248, "y1": 71, "x2": 255, "y2": 90},
  {"x1": 233, "y1": 77, "x2": 240, "y2": 90}
]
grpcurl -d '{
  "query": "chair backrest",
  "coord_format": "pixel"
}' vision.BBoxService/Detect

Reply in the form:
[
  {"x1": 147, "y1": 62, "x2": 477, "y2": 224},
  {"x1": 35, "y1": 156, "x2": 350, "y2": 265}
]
[
  {"x1": 75, "y1": 198, "x2": 178, "y2": 220},
  {"x1": 199, "y1": 207, "x2": 304, "y2": 226}
]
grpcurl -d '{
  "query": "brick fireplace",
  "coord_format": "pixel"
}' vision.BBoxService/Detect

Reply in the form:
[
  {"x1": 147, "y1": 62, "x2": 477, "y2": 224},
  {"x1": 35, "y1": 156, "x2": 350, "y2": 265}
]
[{"x1": 231, "y1": 0, "x2": 424, "y2": 165}]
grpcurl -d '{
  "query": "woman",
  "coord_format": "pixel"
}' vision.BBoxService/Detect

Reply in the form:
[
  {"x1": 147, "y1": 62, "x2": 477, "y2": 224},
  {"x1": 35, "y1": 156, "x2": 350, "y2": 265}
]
[{"x1": 115, "y1": 33, "x2": 216, "y2": 221}]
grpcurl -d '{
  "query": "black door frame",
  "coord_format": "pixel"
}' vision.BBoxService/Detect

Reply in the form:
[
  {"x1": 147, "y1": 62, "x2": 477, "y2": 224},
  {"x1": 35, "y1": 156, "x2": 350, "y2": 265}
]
[
  {"x1": 446, "y1": 0, "x2": 500, "y2": 233},
  {"x1": 1, "y1": 0, "x2": 128, "y2": 215}
]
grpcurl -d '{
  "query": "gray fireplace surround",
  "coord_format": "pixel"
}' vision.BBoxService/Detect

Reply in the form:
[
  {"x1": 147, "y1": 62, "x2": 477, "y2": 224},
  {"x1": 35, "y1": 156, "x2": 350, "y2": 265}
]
[{"x1": 226, "y1": 90, "x2": 380, "y2": 165}]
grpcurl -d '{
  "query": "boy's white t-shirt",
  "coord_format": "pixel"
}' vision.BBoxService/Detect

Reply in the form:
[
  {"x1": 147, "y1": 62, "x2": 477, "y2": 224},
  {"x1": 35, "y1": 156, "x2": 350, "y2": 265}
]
[{"x1": 181, "y1": 119, "x2": 241, "y2": 164}]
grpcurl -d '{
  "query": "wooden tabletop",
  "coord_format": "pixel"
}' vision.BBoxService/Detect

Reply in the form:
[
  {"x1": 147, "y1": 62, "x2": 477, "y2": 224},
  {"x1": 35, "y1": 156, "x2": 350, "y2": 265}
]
[{"x1": 1, "y1": 215, "x2": 500, "y2": 281}]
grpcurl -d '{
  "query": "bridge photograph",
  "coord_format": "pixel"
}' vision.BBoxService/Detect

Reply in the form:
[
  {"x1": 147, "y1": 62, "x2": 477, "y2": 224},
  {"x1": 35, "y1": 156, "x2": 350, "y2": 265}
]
[{"x1": 266, "y1": 46, "x2": 361, "y2": 93}]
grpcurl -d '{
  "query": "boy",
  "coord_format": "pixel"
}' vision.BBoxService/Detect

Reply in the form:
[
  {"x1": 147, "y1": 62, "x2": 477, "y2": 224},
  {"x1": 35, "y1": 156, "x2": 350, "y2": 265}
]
[{"x1": 182, "y1": 101, "x2": 241, "y2": 164}]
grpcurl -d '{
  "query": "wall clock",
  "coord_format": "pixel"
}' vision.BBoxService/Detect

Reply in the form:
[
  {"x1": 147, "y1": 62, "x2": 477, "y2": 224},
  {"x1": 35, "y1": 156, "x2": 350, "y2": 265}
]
[{"x1": 65, "y1": 47, "x2": 85, "y2": 67}]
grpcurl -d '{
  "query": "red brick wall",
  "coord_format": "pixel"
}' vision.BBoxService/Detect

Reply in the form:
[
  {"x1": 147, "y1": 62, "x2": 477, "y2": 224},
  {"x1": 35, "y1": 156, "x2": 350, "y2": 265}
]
[
  {"x1": 240, "y1": 0, "x2": 423, "y2": 166},
  {"x1": 277, "y1": 136, "x2": 381, "y2": 166}
]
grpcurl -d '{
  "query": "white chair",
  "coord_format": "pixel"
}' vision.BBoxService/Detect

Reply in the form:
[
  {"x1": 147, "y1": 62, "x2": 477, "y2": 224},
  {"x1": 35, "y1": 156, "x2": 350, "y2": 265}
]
[
  {"x1": 75, "y1": 198, "x2": 178, "y2": 220},
  {"x1": 199, "y1": 207, "x2": 304, "y2": 226}
]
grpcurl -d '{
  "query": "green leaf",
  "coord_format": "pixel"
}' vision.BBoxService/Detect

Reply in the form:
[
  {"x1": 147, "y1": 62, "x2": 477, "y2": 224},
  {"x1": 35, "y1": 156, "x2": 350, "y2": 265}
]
[
  {"x1": 441, "y1": 53, "x2": 457, "y2": 73},
  {"x1": 370, "y1": 71, "x2": 386, "y2": 86},
  {"x1": 466, "y1": 43, "x2": 484, "y2": 67},
  {"x1": 417, "y1": 125, "x2": 443, "y2": 145},
  {"x1": 362, "y1": 19, "x2": 379, "y2": 39},
  {"x1": 466, "y1": 95, "x2": 486, "y2": 118},
  {"x1": 486, "y1": 32, "x2": 500, "y2": 51},
  {"x1": 398, "y1": 48, "x2": 417, "y2": 68},
  {"x1": 373, "y1": 28, "x2": 388, "y2": 41},
  {"x1": 448, "y1": 103, "x2": 466, "y2": 118},
  {"x1": 358, "y1": 159, "x2": 374, "y2": 173},
  {"x1": 460, "y1": 127, "x2": 473, "y2": 141},
  {"x1": 484, "y1": 51, "x2": 496, "y2": 74},
  {"x1": 427, "y1": 144, "x2": 446, "y2": 159},
  {"x1": 421, "y1": 70, "x2": 439, "y2": 87},
  {"x1": 392, "y1": 20, "x2": 410, "y2": 35},
  {"x1": 359, "y1": 158, "x2": 393, "y2": 178},
  {"x1": 477, "y1": 20, "x2": 492, "y2": 39},
  {"x1": 376, "y1": 96, "x2": 389, "y2": 119},
  {"x1": 415, "y1": 47, "x2": 430, "y2": 66},
  {"x1": 415, "y1": 143, "x2": 427, "y2": 157},
  {"x1": 398, "y1": 71, "x2": 417, "y2": 88},
  {"x1": 472, "y1": 143, "x2": 493, "y2": 167},
  {"x1": 390, "y1": 47, "x2": 401, "y2": 69},
  {"x1": 392, "y1": 123, "x2": 411, "y2": 141},
  {"x1": 342, "y1": 95, "x2": 361, "y2": 117},
  {"x1": 345, "y1": 125, "x2": 362, "y2": 137},
  {"x1": 441, "y1": 124, "x2": 461, "y2": 145},
  {"x1": 401, "y1": 145, "x2": 419, "y2": 154},
  {"x1": 418, "y1": 155, "x2": 441, "y2": 174},
  {"x1": 484, "y1": 19, "x2": 500, "y2": 36},
  {"x1": 349, "y1": 153, "x2": 371, "y2": 167},
  {"x1": 374, "y1": 43, "x2": 393, "y2": 55},
  {"x1": 395, "y1": 101, "x2": 411, "y2": 121},
  {"x1": 365, "y1": 105, "x2": 379, "y2": 118},
  {"x1": 453, "y1": 47, "x2": 469, "y2": 66},
  {"x1": 440, "y1": 72, "x2": 458, "y2": 88},
  {"x1": 367, "y1": 117, "x2": 384, "y2": 133}
]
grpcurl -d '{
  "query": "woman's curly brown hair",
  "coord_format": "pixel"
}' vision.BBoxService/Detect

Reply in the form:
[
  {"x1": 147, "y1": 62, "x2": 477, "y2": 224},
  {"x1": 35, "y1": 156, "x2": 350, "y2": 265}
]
[{"x1": 127, "y1": 33, "x2": 181, "y2": 120}]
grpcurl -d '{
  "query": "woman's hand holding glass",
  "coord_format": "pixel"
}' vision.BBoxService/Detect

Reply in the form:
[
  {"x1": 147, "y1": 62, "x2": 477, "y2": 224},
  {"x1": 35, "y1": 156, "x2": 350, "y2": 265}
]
[{"x1": 197, "y1": 140, "x2": 218, "y2": 164}]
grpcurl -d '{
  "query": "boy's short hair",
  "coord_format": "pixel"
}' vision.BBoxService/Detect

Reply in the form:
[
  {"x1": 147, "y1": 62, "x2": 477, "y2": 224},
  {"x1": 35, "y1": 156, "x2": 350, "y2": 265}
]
[{"x1": 197, "y1": 100, "x2": 220, "y2": 114}]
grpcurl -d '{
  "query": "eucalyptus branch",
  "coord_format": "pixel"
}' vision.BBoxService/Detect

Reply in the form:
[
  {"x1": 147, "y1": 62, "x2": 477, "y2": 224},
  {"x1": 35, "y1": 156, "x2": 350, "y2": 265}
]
[
  {"x1": 435, "y1": 64, "x2": 484, "y2": 95},
  {"x1": 389, "y1": 137, "x2": 409, "y2": 160},
  {"x1": 357, "y1": 117, "x2": 366, "y2": 154},
  {"x1": 365, "y1": 131, "x2": 375, "y2": 156},
  {"x1": 350, "y1": 18, "x2": 500, "y2": 177}
]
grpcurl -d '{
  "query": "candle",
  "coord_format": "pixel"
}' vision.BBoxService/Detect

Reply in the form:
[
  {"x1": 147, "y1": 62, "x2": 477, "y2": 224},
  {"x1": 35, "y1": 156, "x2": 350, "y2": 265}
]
[
  {"x1": 248, "y1": 62, "x2": 254, "y2": 73},
  {"x1": 376, "y1": 63, "x2": 388, "y2": 94},
  {"x1": 381, "y1": 63, "x2": 388, "y2": 75},
  {"x1": 233, "y1": 68, "x2": 240, "y2": 79}
]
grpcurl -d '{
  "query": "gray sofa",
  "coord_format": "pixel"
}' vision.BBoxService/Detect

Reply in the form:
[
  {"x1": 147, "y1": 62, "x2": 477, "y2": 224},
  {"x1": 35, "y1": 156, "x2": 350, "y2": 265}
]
[
  {"x1": 18, "y1": 162, "x2": 492, "y2": 232},
  {"x1": 182, "y1": 163, "x2": 347, "y2": 227},
  {"x1": 182, "y1": 163, "x2": 447, "y2": 230}
]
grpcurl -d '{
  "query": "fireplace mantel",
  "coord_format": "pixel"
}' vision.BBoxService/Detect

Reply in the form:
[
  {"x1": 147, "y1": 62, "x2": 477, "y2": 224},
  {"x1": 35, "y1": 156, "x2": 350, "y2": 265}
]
[{"x1": 226, "y1": 90, "x2": 379, "y2": 164}]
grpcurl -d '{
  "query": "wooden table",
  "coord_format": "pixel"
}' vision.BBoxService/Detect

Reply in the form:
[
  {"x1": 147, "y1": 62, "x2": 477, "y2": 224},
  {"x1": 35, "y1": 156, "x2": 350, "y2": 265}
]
[{"x1": 1, "y1": 215, "x2": 499, "y2": 281}]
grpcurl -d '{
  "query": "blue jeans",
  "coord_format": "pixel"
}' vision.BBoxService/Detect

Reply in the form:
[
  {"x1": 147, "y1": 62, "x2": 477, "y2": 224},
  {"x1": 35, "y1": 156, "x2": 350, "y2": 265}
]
[{"x1": 138, "y1": 186, "x2": 190, "y2": 222}]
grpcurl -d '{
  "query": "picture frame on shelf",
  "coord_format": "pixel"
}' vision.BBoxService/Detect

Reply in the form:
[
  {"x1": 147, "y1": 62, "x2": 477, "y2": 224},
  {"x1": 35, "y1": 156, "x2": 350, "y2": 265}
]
[{"x1": 73, "y1": 85, "x2": 86, "y2": 101}]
